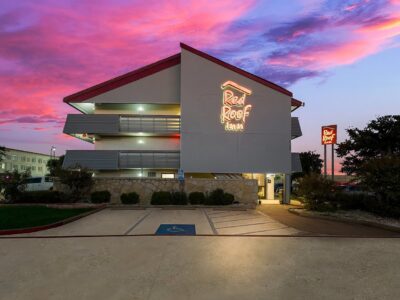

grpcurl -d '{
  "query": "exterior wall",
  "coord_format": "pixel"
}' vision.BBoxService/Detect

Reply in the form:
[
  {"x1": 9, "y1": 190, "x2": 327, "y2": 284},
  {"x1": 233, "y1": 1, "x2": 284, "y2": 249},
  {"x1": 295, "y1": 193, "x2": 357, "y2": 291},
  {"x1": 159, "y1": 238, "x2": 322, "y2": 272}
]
[
  {"x1": 54, "y1": 178, "x2": 258, "y2": 206},
  {"x1": 82, "y1": 65, "x2": 180, "y2": 104},
  {"x1": 95, "y1": 136, "x2": 180, "y2": 151},
  {"x1": 95, "y1": 169, "x2": 177, "y2": 178},
  {"x1": 180, "y1": 49, "x2": 291, "y2": 174},
  {"x1": 0, "y1": 148, "x2": 53, "y2": 177}
]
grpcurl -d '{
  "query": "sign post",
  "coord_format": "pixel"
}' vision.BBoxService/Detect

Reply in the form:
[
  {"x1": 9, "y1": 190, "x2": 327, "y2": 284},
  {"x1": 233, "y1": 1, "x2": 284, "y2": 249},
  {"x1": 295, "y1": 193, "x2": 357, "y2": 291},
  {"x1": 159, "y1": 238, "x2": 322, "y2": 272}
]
[{"x1": 321, "y1": 125, "x2": 337, "y2": 179}]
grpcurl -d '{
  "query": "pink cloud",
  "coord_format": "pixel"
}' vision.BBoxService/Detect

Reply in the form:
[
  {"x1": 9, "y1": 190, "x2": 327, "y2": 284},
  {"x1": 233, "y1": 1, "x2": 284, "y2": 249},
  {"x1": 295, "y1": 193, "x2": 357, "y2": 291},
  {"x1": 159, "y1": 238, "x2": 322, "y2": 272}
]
[{"x1": 267, "y1": 11, "x2": 400, "y2": 70}]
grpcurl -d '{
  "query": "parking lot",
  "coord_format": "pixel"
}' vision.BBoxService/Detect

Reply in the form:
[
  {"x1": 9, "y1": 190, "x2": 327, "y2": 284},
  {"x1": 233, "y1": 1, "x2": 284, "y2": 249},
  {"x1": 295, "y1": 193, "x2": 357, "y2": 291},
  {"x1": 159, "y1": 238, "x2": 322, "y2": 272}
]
[{"x1": 17, "y1": 207, "x2": 300, "y2": 237}]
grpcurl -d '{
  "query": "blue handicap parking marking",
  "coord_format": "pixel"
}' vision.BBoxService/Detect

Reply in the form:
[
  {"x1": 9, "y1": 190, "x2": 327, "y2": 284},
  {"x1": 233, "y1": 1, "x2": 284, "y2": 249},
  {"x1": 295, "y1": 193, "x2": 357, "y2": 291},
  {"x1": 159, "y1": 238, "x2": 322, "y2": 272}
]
[{"x1": 155, "y1": 224, "x2": 196, "y2": 235}]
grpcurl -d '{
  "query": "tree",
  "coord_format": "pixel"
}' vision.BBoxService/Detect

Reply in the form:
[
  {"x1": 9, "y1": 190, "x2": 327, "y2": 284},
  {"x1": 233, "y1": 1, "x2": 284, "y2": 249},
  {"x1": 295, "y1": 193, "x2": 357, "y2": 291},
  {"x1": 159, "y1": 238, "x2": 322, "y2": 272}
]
[
  {"x1": 46, "y1": 155, "x2": 65, "y2": 177},
  {"x1": 336, "y1": 115, "x2": 400, "y2": 214},
  {"x1": 0, "y1": 170, "x2": 30, "y2": 202},
  {"x1": 59, "y1": 166, "x2": 93, "y2": 202},
  {"x1": 357, "y1": 155, "x2": 400, "y2": 216},
  {"x1": 336, "y1": 115, "x2": 400, "y2": 175},
  {"x1": 292, "y1": 151, "x2": 323, "y2": 180}
]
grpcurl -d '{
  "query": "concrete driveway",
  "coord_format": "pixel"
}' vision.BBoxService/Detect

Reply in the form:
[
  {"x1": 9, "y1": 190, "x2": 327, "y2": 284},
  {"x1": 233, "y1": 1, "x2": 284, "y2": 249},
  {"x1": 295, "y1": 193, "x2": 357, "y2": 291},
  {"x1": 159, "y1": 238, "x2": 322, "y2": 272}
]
[
  {"x1": 1, "y1": 236, "x2": 399, "y2": 299},
  {"x1": 18, "y1": 208, "x2": 300, "y2": 237}
]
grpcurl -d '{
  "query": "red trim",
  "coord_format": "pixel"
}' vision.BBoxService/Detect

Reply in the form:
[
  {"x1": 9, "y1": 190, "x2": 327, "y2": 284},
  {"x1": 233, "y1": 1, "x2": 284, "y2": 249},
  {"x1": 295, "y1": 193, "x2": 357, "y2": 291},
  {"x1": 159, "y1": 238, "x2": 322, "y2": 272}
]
[
  {"x1": 180, "y1": 43, "x2": 293, "y2": 97},
  {"x1": 291, "y1": 98, "x2": 303, "y2": 107},
  {"x1": 64, "y1": 54, "x2": 181, "y2": 103},
  {"x1": 0, "y1": 205, "x2": 106, "y2": 236},
  {"x1": 63, "y1": 43, "x2": 302, "y2": 107}
]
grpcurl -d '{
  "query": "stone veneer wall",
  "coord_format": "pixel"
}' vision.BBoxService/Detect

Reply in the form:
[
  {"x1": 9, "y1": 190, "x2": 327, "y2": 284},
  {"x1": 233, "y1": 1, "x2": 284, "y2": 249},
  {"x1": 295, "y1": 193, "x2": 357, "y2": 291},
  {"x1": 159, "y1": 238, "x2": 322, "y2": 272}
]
[{"x1": 54, "y1": 178, "x2": 258, "y2": 205}]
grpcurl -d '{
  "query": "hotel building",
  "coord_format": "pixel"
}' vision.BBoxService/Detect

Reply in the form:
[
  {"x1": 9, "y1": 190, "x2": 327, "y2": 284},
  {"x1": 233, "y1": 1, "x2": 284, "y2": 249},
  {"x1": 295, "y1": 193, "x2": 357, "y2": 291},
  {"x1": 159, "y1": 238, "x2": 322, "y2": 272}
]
[{"x1": 62, "y1": 43, "x2": 303, "y2": 203}]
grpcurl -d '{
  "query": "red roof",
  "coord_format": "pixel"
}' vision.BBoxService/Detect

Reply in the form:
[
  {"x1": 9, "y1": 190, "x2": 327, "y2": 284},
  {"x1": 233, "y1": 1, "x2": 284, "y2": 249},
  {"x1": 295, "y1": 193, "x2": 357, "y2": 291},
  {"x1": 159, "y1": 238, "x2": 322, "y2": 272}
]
[{"x1": 64, "y1": 43, "x2": 302, "y2": 107}]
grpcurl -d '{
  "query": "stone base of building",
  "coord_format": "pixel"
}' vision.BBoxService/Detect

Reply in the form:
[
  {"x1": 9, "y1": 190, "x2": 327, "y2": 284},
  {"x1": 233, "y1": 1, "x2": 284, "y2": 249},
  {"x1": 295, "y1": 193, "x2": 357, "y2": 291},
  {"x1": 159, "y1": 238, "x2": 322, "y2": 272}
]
[{"x1": 55, "y1": 177, "x2": 258, "y2": 206}]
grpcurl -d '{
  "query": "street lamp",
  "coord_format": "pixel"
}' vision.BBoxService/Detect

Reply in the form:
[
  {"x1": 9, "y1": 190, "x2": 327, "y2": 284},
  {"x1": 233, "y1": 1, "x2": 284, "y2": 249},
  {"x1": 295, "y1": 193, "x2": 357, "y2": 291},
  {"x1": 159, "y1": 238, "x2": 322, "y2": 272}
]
[{"x1": 50, "y1": 146, "x2": 56, "y2": 159}]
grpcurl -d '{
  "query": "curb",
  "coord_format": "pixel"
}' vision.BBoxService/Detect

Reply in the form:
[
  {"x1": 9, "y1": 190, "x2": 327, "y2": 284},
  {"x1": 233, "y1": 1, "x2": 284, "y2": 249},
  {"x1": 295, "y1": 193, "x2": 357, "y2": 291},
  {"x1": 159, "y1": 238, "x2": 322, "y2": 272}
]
[
  {"x1": 109, "y1": 204, "x2": 253, "y2": 210},
  {"x1": 288, "y1": 208, "x2": 400, "y2": 233},
  {"x1": 0, "y1": 205, "x2": 106, "y2": 236}
]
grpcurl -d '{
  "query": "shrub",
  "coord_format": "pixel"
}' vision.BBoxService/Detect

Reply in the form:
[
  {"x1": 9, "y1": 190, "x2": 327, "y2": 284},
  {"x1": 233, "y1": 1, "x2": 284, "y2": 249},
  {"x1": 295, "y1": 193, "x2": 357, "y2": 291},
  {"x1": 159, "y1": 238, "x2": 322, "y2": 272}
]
[
  {"x1": 90, "y1": 190, "x2": 111, "y2": 204},
  {"x1": 297, "y1": 173, "x2": 337, "y2": 211},
  {"x1": 335, "y1": 193, "x2": 365, "y2": 210},
  {"x1": 188, "y1": 192, "x2": 205, "y2": 205},
  {"x1": 151, "y1": 191, "x2": 172, "y2": 205},
  {"x1": 120, "y1": 192, "x2": 140, "y2": 204},
  {"x1": 222, "y1": 192, "x2": 235, "y2": 205},
  {"x1": 14, "y1": 190, "x2": 70, "y2": 204},
  {"x1": 205, "y1": 188, "x2": 224, "y2": 205},
  {"x1": 205, "y1": 189, "x2": 235, "y2": 205},
  {"x1": 171, "y1": 191, "x2": 188, "y2": 205}
]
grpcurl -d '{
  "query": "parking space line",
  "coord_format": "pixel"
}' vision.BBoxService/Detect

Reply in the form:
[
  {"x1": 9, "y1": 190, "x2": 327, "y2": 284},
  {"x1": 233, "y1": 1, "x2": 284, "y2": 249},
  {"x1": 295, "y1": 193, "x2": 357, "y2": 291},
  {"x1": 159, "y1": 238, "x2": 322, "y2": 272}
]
[
  {"x1": 211, "y1": 213, "x2": 247, "y2": 219},
  {"x1": 123, "y1": 211, "x2": 153, "y2": 235},
  {"x1": 215, "y1": 222, "x2": 279, "y2": 229},
  {"x1": 202, "y1": 209, "x2": 218, "y2": 235},
  {"x1": 213, "y1": 217, "x2": 266, "y2": 224}
]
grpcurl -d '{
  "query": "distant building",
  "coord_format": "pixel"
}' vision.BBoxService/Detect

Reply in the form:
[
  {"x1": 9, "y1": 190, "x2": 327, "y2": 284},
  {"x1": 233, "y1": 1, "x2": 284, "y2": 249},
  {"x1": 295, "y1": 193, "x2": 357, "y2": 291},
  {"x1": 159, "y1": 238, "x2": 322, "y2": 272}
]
[{"x1": 0, "y1": 147, "x2": 55, "y2": 177}]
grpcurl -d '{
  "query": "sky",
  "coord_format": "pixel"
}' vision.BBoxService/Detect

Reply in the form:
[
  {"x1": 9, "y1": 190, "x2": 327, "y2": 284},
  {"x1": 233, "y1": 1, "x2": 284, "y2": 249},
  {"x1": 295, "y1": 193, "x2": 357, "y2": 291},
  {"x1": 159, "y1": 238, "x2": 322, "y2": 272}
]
[{"x1": 0, "y1": 0, "x2": 399, "y2": 172}]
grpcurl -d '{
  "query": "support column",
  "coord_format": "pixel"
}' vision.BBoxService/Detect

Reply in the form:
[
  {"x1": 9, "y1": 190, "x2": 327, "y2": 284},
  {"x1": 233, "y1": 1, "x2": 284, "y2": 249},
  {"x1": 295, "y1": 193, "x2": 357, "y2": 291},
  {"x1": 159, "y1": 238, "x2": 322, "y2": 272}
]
[{"x1": 283, "y1": 173, "x2": 291, "y2": 204}]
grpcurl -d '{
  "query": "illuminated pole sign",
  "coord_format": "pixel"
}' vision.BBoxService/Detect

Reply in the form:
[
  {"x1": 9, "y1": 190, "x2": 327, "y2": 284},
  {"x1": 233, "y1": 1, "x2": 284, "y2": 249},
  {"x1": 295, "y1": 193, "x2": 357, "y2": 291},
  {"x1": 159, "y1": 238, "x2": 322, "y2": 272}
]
[
  {"x1": 321, "y1": 125, "x2": 337, "y2": 145},
  {"x1": 321, "y1": 124, "x2": 338, "y2": 180},
  {"x1": 220, "y1": 81, "x2": 252, "y2": 131}
]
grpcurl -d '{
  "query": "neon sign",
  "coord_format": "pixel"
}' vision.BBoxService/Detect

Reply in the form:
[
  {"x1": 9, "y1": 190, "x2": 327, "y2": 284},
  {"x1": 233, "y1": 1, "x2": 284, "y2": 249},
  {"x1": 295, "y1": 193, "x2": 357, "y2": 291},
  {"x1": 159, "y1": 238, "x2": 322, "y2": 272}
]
[
  {"x1": 321, "y1": 125, "x2": 337, "y2": 145},
  {"x1": 220, "y1": 80, "x2": 252, "y2": 131}
]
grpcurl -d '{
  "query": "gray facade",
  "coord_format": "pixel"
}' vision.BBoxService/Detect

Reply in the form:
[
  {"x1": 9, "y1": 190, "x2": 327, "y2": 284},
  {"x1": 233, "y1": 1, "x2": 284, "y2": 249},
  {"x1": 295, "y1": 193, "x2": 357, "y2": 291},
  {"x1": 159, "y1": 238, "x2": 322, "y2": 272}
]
[{"x1": 62, "y1": 43, "x2": 303, "y2": 191}]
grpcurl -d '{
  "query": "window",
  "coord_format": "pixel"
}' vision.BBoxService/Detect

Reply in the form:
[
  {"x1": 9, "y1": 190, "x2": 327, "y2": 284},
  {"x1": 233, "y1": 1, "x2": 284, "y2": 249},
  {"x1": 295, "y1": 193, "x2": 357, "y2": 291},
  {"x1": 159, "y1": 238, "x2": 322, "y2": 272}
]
[
  {"x1": 38, "y1": 159, "x2": 42, "y2": 164},
  {"x1": 31, "y1": 166, "x2": 36, "y2": 171},
  {"x1": 1, "y1": 163, "x2": 4, "y2": 169},
  {"x1": 38, "y1": 166, "x2": 43, "y2": 171},
  {"x1": 20, "y1": 165, "x2": 25, "y2": 170},
  {"x1": 31, "y1": 158, "x2": 36, "y2": 163},
  {"x1": 12, "y1": 155, "x2": 17, "y2": 161},
  {"x1": 21, "y1": 156, "x2": 26, "y2": 162},
  {"x1": 161, "y1": 173, "x2": 175, "y2": 179},
  {"x1": 45, "y1": 177, "x2": 53, "y2": 182},
  {"x1": 26, "y1": 157, "x2": 30, "y2": 162},
  {"x1": 147, "y1": 171, "x2": 156, "y2": 178}
]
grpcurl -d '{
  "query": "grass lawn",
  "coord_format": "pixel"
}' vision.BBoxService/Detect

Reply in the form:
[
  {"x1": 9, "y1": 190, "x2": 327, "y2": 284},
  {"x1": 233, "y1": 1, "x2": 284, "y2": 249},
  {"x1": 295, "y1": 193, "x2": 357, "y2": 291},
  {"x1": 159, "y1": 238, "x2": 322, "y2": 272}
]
[{"x1": 0, "y1": 206, "x2": 94, "y2": 230}]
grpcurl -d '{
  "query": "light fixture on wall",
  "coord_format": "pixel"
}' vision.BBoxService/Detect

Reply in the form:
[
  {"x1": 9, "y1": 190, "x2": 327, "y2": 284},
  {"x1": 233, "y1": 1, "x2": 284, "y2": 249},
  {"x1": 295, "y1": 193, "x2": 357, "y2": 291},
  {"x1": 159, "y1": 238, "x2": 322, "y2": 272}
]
[
  {"x1": 137, "y1": 105, "x2": 144, "y2": 112},
  {"x1": 138, "y1": 139, "x2": 144, "y2": 144}
]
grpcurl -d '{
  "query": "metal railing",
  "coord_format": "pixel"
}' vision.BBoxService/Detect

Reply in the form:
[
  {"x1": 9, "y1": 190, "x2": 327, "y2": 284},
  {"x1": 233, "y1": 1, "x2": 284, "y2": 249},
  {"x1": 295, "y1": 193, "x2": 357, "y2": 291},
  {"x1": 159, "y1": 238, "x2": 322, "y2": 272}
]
[
  {"x1": 119, "y1": 151, "x2": 180, "y2": 169},
  {"x1": 119, "y1": 115, "x2": 180, "y2": 133}
]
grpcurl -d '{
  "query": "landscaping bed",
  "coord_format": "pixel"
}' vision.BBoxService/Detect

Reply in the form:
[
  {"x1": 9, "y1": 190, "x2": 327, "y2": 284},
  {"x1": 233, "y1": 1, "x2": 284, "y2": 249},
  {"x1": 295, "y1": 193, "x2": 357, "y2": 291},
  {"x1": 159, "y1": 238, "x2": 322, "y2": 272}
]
[
  {"x1": 290, "y1": 208, "x2": 400, "y2": 232},
  {"x1": 0, "y1": 205, "x2": 95, "y2": 230}
]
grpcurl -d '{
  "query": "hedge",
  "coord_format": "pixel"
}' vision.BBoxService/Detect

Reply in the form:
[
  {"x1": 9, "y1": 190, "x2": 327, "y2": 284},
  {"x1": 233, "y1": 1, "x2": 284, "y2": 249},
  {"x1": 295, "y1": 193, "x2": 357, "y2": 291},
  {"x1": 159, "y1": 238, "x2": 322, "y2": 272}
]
[
  {"x1": 120, "y1": 192, "x2": 140, "y2": 204},
  {"x1": 188, "y1": 192, "x2": 205, "y2": 205},
  {"x1": 90, "y1": 191, "x2": 111, "y2": 203},
  {"x1": 14, "y1": 191, "x2": 70, "y2": 204}
]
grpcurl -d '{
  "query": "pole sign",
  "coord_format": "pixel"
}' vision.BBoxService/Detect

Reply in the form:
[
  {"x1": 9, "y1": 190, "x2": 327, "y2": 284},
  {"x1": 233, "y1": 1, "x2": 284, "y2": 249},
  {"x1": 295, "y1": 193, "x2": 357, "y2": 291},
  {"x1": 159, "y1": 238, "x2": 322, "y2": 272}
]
[
  {"x1": 321, "y1": 125, "x2": 337, "y2": 145},
  {"x1": 178, "y1": 168, "x2": 184, "y2": 181}
]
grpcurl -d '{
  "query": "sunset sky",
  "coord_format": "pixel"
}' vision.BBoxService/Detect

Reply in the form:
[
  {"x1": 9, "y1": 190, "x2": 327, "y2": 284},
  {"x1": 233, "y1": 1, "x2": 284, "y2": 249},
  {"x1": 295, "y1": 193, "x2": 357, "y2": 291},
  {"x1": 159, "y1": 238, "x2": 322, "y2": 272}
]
[{"x1": 1, "y1": 0, "x2": 399, "y2": 172}]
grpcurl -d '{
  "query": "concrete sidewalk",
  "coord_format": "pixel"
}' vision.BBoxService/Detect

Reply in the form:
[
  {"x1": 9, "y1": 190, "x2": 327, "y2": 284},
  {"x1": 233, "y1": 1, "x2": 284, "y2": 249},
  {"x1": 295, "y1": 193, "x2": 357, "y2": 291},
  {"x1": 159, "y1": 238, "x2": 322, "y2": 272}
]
[
  {"x1": 258, "y1": 205, "x2": 400, "y2": 237},
  {"x1": 1, "y1": 236, "x2": 399, "y2": 299}
]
